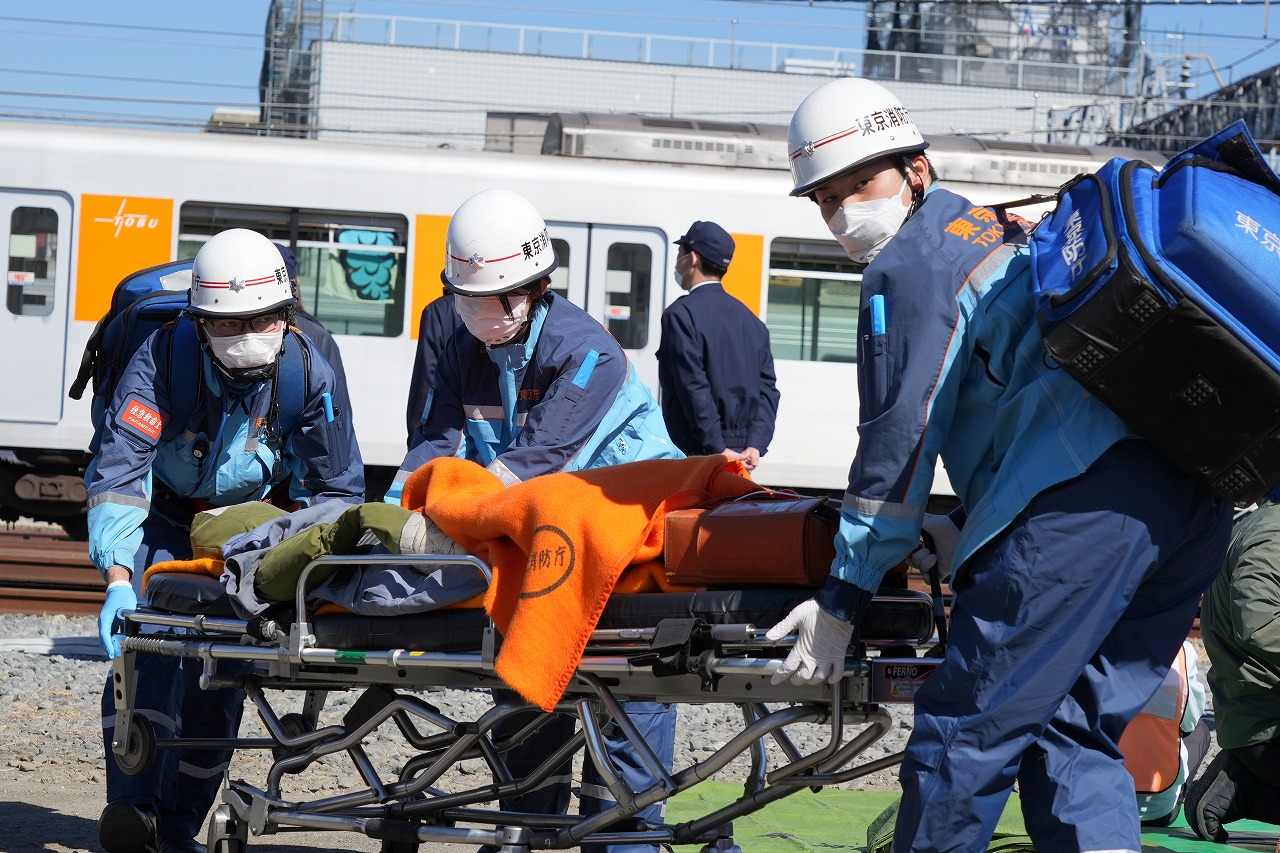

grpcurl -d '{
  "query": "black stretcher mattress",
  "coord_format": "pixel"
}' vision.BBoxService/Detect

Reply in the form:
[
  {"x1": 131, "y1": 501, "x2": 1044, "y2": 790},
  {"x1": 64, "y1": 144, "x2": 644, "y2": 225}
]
[{"x1": 144, "y1": 573, "x2": 934, "y2": 652}]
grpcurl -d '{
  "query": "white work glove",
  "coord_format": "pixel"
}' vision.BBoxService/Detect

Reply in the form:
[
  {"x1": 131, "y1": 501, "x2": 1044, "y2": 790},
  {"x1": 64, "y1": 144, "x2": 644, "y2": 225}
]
[
  {"x1": 764, "y1": 599, "x2": 855, "y2": 686},
  {"x1": 908, "y1": 511, "x2": 962, "y2": 583}
]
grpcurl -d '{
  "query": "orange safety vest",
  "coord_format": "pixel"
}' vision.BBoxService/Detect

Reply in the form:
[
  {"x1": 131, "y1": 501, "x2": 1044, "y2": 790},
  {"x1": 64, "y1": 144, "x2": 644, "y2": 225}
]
[{"x1": 1120, "y1": 645, "x2": 1189, "y2": 794}]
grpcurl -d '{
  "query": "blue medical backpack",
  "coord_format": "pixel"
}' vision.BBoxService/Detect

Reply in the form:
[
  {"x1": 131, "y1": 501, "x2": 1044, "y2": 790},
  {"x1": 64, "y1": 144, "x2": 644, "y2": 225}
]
[
  {"x1": 1029, "y1": 121, "x2": 1280, "y2": 504},
  {"x1": 69, "y1": 259, "x2": 310, "y2": 448}
]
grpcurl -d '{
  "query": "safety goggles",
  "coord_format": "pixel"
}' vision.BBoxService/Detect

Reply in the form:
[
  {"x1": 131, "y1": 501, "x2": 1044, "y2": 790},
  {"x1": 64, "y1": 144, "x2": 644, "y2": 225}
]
[{"x1": 201, "y1": 309, "x2": 287, "y2": 336}]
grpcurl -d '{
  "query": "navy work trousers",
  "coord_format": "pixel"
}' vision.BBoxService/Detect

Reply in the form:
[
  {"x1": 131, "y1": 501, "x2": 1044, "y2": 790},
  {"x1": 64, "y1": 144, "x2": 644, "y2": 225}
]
[
  {"x1": 99, "y1": 514, "x2": 248, "y2": 844},
  {"x1": 893, "y1": 440, "x2": 1232, "y2": 853},
  {"x1": 491, "y1": 695, "x2": 677, "y2": 853}
]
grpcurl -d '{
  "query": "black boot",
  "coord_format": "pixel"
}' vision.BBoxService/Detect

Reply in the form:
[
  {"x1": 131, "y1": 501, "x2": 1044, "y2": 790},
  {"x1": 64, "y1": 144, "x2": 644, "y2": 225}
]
[
  {"x1": 98, "y1": 803, "x2": 159, "y2": 853},
  {"x1": 1184, "y1": 751, "x2": 1258, "y2": 842}
]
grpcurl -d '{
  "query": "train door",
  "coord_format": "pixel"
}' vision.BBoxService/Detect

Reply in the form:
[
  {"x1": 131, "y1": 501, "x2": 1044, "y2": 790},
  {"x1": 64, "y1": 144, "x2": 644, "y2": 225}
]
[
  {"x1": 0, "y1": 192, "x2": 73, "y2": 424},
  {"x1": 583, "y1": 226, "x2": 666, "y2": 391},
  {"x1": 547, "y1": 223, "x2": 588, "y2": 307}
]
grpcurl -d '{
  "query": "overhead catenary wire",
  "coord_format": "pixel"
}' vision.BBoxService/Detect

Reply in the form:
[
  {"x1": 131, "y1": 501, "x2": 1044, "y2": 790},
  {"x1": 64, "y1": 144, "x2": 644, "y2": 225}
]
[{"x1": 0, "y1": 3, "x2": 1273, "y2": 140}]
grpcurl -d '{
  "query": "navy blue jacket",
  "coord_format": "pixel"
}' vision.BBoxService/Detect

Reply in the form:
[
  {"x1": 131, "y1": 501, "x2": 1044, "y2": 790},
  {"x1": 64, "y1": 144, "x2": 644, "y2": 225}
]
[
  {"x1": 657, "y1": 282, "x2": 780, "y2": 456},
  {"x1": 85, "y1": 330, "x2": 365, "y2": 576},
  {"x1": 816, "y1": 186, "x2": 1132, "y2": 613},
  {"x1": 405, "y1": 293, "x2": 460, "y2": 446},
  {"x1": 387, "y1": 293, "x2": 680, "y2": 502}
]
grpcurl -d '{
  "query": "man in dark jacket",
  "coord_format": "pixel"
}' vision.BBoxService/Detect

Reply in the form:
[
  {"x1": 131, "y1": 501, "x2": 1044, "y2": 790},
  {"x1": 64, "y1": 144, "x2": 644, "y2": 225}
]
[{"x1": 656, "y1": 221, "x2": 780, "y2": 470}]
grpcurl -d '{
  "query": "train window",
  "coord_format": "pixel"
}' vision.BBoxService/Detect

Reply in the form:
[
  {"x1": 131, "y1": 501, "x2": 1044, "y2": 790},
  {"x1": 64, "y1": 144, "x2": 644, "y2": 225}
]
[
  {"x1": 178, "y1": 202, "x2": 408, "y2": 337},
  {"x1": 550, "y1": 238, "x2": 570, "y2": 299},
  {"x1": 765, "y1": 238, "x2": 864, "y2": 363},
  {"x1": 6, "y1": 206, "x2": 59, "y2": 318},
  {"x1": 603, "y1": 242, "x2": 651, "y2": 350}
]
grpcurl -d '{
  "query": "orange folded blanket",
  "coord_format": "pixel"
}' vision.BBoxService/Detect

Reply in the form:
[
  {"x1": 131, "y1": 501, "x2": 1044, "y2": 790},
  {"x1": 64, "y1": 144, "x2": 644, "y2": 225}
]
[
  {"x1": 402, "y1": 455, "x2": 757, "y2": 710},
  {"x1": 140, "y1": 557, "x2": 222, "y2": 593}
]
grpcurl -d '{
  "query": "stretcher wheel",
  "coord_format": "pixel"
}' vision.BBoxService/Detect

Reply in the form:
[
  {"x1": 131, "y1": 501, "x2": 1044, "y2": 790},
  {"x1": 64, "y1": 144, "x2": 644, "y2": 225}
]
[
  {"x1": 272, "y1": 712, "x2": 310, "y2": 771},
  {"x1": 207, "y1": 803, "x2": 248, "y2": 853},
  {"x1": 114, "y1": 716, "x2": 156, "y2": 777}
]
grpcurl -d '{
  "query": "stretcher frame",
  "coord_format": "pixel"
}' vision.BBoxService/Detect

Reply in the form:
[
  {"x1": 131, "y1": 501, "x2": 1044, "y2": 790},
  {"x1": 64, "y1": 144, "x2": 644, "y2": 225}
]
[{"x1": 109, "y1": 554, "x2": 941, "y2": 853}]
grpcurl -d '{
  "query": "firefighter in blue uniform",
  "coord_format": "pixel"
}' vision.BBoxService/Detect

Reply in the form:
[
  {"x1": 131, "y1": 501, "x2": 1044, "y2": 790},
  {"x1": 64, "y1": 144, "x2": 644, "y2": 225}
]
[
  {"x1": 388, "y1": 188, "x2": 680, "y2": 853},
  {"x1": 92, "y1": 228, "x2": 365, "y2": 853},
  {"x1": 765, "y1": 78, "x2": 1232, "y2": 853},
  {"x1": 657, "y1": 220, "x2": 780, "y2": 471}
]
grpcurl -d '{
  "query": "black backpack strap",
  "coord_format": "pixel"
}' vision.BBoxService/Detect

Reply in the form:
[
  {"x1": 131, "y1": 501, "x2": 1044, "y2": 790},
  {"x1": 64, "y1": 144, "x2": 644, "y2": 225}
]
[
  {"x1": 69, "y1": 313, "x2": 110, "y2": 401},
  {"x1": 268, "y1": 328, "x2": 312, "y2": 440},
  {"x1": 989, "y1": 191, "x2": 1061, "y2": 212}
]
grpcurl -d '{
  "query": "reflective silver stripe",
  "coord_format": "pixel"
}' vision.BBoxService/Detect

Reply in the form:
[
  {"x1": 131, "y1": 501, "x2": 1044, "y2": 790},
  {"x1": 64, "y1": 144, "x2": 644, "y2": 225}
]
[
  {"x1": 579, "y1": 783, "x2": 667, "y2": 815},
  {"x1": 487, "y1": 458, "x2": 522, "y2": 488},
  {"x1": 178, "y1": 759, "x2": 229, "y2": 780},
  {"x1": 842, "y1": 493, "x2": 922, "y2": 520},
  {"x1": 514, "y1": 412, "x2": 528, "y2": 428},
  {"x1": 391, "y1": 469, "x2": 411, "y2": 486},
  {"x1": 465, "y1": 404, "x2": 505, "y2": 420},
  {"x1": 101, "y1": 708, "x2": 177, "y2": 734},
  {"x1": 87, "y1": 491, "x2": 149, "y2": 511},
  {"x1": 966, "y1": 241, "x2": 1024, "y2": 294},
  {"x1": 580, "y1": 782, "x2": 615, "y2": 802}
]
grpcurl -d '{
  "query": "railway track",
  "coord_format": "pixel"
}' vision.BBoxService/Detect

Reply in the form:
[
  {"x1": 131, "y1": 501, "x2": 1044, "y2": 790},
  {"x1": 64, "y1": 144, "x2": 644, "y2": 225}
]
[
  {"x1": 0, "y1": 526, "x2": 101, "y2": 615},
  {"x1": 0, "y1": 525, "x2": 1201, "y2": 637}
]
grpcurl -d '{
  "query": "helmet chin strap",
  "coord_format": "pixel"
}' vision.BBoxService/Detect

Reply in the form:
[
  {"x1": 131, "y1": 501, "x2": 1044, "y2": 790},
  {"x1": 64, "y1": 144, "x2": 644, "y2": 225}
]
[
  {"x1": 902, "y1": 158, "x2": 927, "y2": 220},
  {"x1": 196, "y1": 326, "x2": 282, "y2": 387},
  {"x1": 213, "y1": 358, "x2": 279, "y2": 386},
  {"x1": 487, "y1": 280, "x2": 552, "y2": 349}
]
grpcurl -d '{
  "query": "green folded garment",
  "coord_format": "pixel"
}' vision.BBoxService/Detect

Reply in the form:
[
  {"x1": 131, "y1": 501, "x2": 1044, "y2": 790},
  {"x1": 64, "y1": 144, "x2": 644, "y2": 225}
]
[{"x1": 190, "y1": 502, "x2": 287, "y2": 560}]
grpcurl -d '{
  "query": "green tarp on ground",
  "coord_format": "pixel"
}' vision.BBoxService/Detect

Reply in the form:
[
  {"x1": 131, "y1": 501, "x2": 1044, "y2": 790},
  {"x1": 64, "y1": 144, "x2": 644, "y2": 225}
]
[{"x1": 665, "y1": 782, "x2": 1279, "y2": 852}]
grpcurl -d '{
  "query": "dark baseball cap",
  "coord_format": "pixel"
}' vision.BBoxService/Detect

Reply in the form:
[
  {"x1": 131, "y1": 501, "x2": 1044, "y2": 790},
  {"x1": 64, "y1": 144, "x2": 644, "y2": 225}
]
[
  {"x1": 674, "y1": 221, "x2": 734, "y2": 267},
  {"x1": 274, "y1": 243, "x2": 299, "y2": 281}
]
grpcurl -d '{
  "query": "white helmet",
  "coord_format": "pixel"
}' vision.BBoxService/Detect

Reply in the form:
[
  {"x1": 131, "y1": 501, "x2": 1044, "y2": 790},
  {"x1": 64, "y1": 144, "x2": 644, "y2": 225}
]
[
  {"x1": 787, "y1": 78, "x2": 928, "y2": 197},
  {"x1": 189, "y1": 228, "x2": 296, "y2": 317},
  {"x1": 442, "y1": 189, "x2": 558, "y2": 296}
]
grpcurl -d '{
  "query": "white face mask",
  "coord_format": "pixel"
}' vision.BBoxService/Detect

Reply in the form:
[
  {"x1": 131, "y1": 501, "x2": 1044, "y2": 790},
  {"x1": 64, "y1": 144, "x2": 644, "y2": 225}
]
[
  {"x1": 673, "y1": 251, "x2": 691, "y2": 290},
  {"x1": 206, "y1": 328, "x2": 285, "y2": 369},
  {"x1": 828, "y1": 177, "x2": 912, "y2": 265},
  {"x1": 455, "y1": 293, "x2": 532, "y2": 347}
]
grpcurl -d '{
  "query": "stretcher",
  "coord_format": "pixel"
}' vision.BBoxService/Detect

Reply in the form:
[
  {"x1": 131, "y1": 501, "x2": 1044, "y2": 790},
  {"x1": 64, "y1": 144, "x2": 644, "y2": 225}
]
[{"x1": 110, "y1": 553, "x2": 941, "y2": 853}]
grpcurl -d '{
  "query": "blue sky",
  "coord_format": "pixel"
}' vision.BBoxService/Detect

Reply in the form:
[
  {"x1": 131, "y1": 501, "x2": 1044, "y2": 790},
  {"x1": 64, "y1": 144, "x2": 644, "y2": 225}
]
[{"x1": 0, "y1": 0, "x2": 1274, "y2": 130}]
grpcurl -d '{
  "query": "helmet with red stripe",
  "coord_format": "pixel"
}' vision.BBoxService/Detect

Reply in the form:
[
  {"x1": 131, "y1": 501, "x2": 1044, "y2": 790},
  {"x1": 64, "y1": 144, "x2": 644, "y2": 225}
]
[
  {"x1": 188, "y1": 228, "x2": 296, "y2": 317},
  {"x1": 442, "y1": 189, "x2": 558, "y2": 296},
  {"x1": 787, "y1": 78, "x2": 928, "y2": 198}
]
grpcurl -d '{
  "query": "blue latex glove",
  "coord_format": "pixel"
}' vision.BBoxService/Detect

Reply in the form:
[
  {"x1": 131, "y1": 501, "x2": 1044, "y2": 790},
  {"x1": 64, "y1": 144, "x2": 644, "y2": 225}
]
[{"x1": 98, "y1": 581, "x2": 137, "y2": 659}]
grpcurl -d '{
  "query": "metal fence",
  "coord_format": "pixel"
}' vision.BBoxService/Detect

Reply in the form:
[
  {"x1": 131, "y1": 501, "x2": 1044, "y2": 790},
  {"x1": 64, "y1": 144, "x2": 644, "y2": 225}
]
[{"x1": 325, "y1": 12, "x2": 1137, "y2": 97}]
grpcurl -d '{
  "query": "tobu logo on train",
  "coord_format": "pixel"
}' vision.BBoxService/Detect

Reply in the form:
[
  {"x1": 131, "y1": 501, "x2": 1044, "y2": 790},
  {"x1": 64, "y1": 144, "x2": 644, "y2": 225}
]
[{"x1": 76, "y1": 194, "x2": 174, "y2": 323}]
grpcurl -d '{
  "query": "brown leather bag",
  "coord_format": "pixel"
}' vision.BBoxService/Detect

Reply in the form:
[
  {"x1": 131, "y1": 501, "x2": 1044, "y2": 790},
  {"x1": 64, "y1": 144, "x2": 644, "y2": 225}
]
[{"x1": 664, "y1": 493, "x2": 839, "y2": 587}]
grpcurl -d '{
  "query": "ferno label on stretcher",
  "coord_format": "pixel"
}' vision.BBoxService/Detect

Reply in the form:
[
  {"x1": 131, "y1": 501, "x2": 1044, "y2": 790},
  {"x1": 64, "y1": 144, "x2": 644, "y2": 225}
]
[{"x1": 869, "y1": 659, "x2": 940, "y2": 703}]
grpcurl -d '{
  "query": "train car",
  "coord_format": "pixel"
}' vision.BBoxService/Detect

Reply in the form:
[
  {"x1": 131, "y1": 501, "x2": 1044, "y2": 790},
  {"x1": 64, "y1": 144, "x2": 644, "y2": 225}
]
[{"x1": 0, "y1": 115, "x2": 1162, "y2": 536}]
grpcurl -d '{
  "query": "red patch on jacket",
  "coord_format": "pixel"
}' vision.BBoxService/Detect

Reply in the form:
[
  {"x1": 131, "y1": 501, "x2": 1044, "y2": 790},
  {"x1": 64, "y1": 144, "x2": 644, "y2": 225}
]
[{"x1": 119, "y1": 397, "x2": 164, "y2": 442}]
